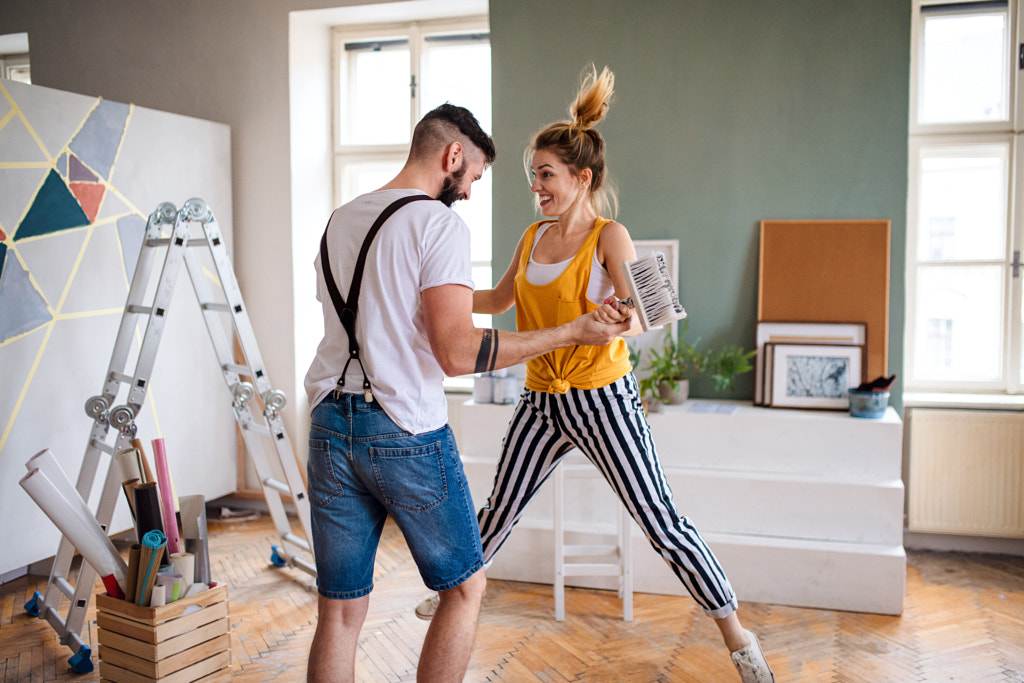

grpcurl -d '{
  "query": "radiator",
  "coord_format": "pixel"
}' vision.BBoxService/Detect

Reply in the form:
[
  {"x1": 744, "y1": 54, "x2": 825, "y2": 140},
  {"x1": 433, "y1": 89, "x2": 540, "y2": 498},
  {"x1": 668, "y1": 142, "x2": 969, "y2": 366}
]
[{"x1": 908, "y1": 408, "x2": 1024, "y2": 538}]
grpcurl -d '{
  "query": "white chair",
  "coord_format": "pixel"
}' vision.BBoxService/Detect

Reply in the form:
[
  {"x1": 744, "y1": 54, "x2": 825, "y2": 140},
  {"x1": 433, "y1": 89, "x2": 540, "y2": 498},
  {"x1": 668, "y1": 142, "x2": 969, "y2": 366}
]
[{"x1": 552, "y1": 454, "x2": 633, "y2": 621}]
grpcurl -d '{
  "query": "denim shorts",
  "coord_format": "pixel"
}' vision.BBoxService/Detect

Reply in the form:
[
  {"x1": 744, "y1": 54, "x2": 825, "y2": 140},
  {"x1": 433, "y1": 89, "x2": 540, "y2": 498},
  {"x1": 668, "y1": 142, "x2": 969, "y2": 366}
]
[{"x1": 307, "y1": 393, "x2": 483, "y2": 599}]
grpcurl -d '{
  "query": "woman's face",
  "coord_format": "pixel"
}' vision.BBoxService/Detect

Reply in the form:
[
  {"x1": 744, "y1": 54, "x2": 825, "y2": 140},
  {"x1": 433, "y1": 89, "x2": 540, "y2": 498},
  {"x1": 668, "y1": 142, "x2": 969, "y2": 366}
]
[{"x1": 529, "y1": 148, "x2": 587, "y2": 217}]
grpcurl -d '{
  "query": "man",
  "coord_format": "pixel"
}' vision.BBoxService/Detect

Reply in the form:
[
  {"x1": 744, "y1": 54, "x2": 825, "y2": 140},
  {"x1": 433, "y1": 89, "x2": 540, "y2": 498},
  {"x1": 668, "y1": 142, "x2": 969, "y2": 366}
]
[{"x1": 304, "y1": 103, "x2": 631, "y2": 682}]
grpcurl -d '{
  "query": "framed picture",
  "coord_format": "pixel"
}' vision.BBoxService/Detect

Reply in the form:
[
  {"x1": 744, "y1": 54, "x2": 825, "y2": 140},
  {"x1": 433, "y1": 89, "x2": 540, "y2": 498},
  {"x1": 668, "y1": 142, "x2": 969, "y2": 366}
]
[
  {"x1": 629, "y1": 239, "x2": 681, "y2": 380},
  {"x1": 753, "y1": 321, "x2": 867, "y2": 405},
  {"x1": 769, "y1": 342, "x2": 863, "y2": 410}
]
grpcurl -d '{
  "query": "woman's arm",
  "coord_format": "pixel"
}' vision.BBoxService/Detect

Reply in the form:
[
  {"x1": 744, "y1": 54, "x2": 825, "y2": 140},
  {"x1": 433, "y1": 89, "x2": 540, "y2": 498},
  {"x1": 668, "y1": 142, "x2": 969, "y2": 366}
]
[
  {"x1": 595, "y1": 221, "x2": 644, "y2": 338},
  {"x1": 472, "y1": 231, "x2": 527, "y2": 315}
]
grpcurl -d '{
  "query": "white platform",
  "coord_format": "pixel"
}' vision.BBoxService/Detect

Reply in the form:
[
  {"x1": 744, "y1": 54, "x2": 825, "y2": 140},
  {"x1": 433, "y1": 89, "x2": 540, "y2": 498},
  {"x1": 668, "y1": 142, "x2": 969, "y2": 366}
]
[{"x1": 455, "y1": 399, "x2": 905, "y2": 615}]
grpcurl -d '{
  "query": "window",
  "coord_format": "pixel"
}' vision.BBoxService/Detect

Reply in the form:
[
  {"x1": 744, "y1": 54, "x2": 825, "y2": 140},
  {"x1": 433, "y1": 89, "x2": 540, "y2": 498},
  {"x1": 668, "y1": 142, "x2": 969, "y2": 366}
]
[
  {"x1": 333, "y1": 18, "x2": 492, "y2": 335},
  {"x1": 907, "y1": 0, "x2": 1024, "y2": 392}
]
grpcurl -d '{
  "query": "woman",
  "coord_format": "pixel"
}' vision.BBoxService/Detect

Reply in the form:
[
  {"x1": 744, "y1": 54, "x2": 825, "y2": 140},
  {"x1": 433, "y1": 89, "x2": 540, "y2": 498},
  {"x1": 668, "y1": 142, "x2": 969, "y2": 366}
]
[{"x1": 423, "y1": 66, "x2": 774, "y2": 683}]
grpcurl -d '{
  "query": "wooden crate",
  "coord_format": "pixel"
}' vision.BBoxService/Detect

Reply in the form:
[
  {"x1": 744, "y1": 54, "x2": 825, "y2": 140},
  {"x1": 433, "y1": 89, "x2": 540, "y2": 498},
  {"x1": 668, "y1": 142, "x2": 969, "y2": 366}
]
[{"x1": 96, "y1": 584, "x2": 231, "y2": 682}]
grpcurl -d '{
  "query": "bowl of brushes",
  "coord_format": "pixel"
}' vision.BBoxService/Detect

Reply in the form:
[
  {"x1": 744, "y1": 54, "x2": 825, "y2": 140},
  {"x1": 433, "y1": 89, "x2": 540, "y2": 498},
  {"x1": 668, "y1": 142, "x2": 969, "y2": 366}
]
[{"x1": 849, "y1": 374, "x2": 896, "y2": 418}]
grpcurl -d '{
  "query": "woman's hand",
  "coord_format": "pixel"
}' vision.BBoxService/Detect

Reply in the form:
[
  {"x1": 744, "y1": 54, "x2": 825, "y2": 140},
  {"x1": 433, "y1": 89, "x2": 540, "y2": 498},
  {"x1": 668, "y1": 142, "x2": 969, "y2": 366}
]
[{"x1": 595, "y1": 297, "x2": 632, "y2": 325}]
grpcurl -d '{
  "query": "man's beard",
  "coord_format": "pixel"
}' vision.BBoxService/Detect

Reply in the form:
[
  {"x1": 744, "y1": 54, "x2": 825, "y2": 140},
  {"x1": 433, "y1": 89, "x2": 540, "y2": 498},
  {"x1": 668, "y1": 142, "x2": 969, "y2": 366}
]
[{"x1": 437, "y1": 165, "x2": 467, "y2": 207}]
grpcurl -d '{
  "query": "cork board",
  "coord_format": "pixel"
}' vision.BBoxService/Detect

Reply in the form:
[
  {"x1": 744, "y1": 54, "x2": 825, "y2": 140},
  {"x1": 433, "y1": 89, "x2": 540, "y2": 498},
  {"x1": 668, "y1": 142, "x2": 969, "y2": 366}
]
[{"x1": 758, "y1": 220, "x2": 890, "y2": 380}]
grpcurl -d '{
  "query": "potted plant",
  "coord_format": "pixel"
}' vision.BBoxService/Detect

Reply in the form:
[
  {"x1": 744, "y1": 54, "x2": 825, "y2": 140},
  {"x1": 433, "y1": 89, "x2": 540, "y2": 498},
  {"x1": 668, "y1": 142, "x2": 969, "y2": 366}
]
[
  {"x1": 704, "y1": 344, "x2": 757, "y2": 392},
  {"x1": 637, "y1": 374, "x2": 662, "y2": 413},
  {"x1": 645, "y1": 320, "x2": 704, "y2": 404}
]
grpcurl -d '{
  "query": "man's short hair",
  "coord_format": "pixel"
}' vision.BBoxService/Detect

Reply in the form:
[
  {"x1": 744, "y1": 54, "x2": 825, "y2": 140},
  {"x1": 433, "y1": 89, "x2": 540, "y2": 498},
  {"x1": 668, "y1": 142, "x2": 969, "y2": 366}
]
[{"x1": 411, "y1": 103, "x2": 496, "y2": 165}]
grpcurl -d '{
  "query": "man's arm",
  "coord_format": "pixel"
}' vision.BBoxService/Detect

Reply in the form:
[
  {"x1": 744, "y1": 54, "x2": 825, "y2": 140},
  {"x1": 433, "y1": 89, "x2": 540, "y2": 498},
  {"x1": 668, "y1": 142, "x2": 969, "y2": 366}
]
[{"x1": 422, "y1": 284, "x2": 630, "y2": 377}]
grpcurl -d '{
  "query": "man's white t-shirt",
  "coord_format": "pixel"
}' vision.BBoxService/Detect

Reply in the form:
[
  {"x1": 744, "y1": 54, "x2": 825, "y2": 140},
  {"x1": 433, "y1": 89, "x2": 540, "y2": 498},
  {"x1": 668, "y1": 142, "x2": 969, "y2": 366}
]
[{"x1": 304, "y1": 189, "x2": 475, "y2": 435}]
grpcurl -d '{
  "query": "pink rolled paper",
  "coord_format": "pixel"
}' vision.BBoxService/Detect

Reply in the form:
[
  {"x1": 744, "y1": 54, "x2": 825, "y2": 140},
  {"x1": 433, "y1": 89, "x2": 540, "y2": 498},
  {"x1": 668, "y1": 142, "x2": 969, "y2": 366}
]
[
  {"x1": 19, "y1": 466, "x2": 127, "y2": 598},
  {"x1": 151, "y1": 438, "x2": 181, "y2": 555}
]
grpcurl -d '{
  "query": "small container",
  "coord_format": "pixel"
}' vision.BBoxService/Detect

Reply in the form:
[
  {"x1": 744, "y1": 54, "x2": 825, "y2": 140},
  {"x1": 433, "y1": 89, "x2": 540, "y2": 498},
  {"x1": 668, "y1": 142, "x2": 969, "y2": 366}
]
[{"x1": 848, "y1": 389, "x2": 889, "y2": 418}]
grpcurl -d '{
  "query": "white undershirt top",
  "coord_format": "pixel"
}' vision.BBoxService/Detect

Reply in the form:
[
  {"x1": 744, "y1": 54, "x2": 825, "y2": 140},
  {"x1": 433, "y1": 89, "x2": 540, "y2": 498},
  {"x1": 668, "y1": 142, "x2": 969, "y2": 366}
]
[{"x1": 525, "y1": 222, "x2": 615, "y2": 303}]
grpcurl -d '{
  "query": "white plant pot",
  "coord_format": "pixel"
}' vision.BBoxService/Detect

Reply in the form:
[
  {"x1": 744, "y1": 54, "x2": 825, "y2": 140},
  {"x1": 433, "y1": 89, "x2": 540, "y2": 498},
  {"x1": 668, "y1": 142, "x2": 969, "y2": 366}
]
[{"x1": 658, "y1": 379, "x2": 689, "y2": 404}]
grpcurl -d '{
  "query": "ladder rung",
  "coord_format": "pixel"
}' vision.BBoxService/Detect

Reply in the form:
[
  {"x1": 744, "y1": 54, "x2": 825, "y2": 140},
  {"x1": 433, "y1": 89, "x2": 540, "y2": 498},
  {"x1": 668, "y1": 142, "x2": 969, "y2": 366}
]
[
  {"x1": 562, "y1": 564, "x2": 624, "y2": 575},
  {"x1": 223, "y1": 363, "x2": 250, "y2": 375},
  {"x1": 110, "y1": 372, "x2": 133, "y2": 385},
  {"x1": 125, "y1": 304, "x2": 155, "y2": 315},
  {"x1": 291, "y1": 555, "x2": 317, "y2": 577},
  {"x1": 54, "y1": 576, "x2": 75, "y2": 599},
  {"x1": 282, "y1": 532, "x2": 310, "y2": 552},
  {"x1": 201, "y1": 302, "x2": 231, "y2": 313},
  {"x1": 89, "y1": 439, "x2": 116, "y2": 456},
  {"x1": 242, "y1": 422, "x2": 270, "y2": 436},
  {"x1": 564, "y1": 544, "x2": 619, "y2": 556},
  {"x1": 262, "y1": 477, "x2": 290, "y2": 495}
]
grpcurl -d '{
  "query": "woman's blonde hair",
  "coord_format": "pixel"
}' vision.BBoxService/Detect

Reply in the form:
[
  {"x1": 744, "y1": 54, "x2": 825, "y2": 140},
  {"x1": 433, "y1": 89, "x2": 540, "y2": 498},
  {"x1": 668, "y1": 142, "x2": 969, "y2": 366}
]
[{"x1": 524, "y1": 65, "x2": 619, "y2": 218}]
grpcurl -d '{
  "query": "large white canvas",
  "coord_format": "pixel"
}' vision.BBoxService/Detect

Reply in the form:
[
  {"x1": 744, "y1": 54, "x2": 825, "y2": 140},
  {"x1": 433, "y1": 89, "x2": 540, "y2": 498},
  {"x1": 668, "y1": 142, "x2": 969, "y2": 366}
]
[{"x1": 0, "y1": 79, "x2": 235, "y2": 576}]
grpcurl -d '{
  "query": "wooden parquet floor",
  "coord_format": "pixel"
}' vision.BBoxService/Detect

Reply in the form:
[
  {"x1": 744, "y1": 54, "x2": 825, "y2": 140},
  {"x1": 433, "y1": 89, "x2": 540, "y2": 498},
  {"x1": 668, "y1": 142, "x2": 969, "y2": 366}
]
[{"x1": 2, "y1": 512, "x2": 1023, "y2": 682}]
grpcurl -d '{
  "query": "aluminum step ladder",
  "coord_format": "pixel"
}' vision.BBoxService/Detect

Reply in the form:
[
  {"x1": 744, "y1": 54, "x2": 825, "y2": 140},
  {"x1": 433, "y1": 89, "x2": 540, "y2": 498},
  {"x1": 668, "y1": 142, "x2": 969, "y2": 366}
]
[{"x1": 24, "y1": 198, "x2": 315, "y2": 673}]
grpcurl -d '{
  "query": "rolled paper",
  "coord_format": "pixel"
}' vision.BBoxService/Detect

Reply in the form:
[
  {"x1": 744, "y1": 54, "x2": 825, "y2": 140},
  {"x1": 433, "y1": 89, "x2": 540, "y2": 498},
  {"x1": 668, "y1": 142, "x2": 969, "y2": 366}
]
[
  {"x1": 170, "y1": 552, "x2": 195, "y2": 590},
  {"x1": 151, "y1": 438, "x2": 181, "y2": 555},
  {"x1": 131, "y1": 438, "x2": 156, "y2": 484},
  {"x1": 121, "y1": 478, "x2": 140, "y2": 521},
  {"x1": 150, "y1": 583, "x2": 166, "y2": 607},
  {"x1": 125, "y1": 544, "x2": 142, "y2": 603},
  {"x1": 24, "y1": 450, "x2": 103, "y2": 537},
  {"x1": 137, "y1": 529, "x2": 166, "y2": 606},
  {"x1": 133, "y1": 481, "x2": 164, "y2": 541},
  {"x1": 156, "y1": 572, "x2": 183, "y2": 602},
  {"x1": 19, "y1": 467, "x2": 127, "y2": 598},
  {"x1": 115, "y1": 447, "x2": 144, "y2": 485},
  {"x1": 179, "y1": 495, "x2": 211, "y2": 585}
]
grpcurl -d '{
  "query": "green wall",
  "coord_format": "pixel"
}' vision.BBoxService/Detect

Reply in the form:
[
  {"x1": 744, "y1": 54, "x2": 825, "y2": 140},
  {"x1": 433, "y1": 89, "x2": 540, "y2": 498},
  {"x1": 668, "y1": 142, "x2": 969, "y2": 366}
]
[{"x1": 488, "y1": 0, "x2": 910, "y2": 402}]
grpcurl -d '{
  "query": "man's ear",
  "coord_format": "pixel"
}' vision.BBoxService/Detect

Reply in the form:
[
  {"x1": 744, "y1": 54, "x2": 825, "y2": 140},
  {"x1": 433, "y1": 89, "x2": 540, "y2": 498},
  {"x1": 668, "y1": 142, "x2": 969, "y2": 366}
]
[{"x1": 442, "y1": 141, "x2": 463, "y2": 172}]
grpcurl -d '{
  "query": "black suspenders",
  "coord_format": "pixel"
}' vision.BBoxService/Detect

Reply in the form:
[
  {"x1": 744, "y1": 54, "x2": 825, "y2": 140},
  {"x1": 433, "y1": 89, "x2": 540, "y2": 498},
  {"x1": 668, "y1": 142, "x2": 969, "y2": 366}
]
[{"x1": 319, "y1": 193, "x2": 435, "y2": 402}]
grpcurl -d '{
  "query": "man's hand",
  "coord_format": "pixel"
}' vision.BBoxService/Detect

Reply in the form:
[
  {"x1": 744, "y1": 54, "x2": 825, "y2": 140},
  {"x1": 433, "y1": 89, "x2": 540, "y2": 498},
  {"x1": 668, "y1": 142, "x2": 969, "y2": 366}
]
[{"x1": 567, "y1": 304, "x2": 632, "y2": 346}]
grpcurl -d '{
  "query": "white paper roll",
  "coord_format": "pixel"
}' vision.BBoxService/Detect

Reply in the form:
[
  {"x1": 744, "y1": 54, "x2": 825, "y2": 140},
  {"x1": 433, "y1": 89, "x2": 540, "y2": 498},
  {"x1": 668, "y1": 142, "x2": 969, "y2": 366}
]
[
  {"x1": 24, "y1": 450, "x2": 99, "y2": 533},
  {"x1": 19, "y1": 467, "x2": 128, "y2": 595},
  {"x1": 115, "y1": 447, "x2": 144, "y2": 484},
  {"x1": 170, "y1": 552, "x2": 195, "y2": 589},
  {"x1": 150, "y1": 583, "x2": 166, "y2": 607}
]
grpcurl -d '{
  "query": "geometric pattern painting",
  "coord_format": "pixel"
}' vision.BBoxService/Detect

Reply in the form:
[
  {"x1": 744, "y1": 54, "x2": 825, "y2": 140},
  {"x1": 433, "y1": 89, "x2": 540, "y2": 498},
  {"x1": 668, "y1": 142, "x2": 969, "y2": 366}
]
[{"x1": 0, "y1": 78, "x2": 236, "y2": 577}]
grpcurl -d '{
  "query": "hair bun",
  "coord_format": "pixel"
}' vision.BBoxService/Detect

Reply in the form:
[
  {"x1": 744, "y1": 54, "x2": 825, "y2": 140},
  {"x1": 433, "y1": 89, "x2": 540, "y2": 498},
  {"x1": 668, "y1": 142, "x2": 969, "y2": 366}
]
[{"x1": 569, "y1": 65, "x2": 614, "y2": 131}]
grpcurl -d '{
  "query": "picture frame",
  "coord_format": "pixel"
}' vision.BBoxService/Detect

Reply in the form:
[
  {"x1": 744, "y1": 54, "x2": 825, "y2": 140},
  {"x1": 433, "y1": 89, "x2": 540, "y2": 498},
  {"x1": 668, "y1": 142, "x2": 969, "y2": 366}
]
[
  {"x1": 769, "y1": 342, "x2": 864, "y2": 410},
  {"x1": 629, "y1": 239, "x2": 681, "y2": 379},
  {"x1": 753, "y1": 321, "x2": 867, "y2": 406}
]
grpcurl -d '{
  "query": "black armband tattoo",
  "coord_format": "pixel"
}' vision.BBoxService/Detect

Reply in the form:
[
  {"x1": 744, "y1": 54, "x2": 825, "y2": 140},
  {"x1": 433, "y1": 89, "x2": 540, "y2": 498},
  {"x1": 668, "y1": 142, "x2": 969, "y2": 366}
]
[{"x1": 474, "y1": 329, "x2": 500, "y2": 373}]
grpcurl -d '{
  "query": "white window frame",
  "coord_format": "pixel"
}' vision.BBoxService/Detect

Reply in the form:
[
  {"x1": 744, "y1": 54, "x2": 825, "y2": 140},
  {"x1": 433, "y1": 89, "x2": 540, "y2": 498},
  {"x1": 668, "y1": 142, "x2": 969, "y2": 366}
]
[
  {"x1": 331, "y1": 16, "x2": 491, "y2": 390},
  {"x1": 906, "y1": 0, "x2": 1024, "y2": 394}
]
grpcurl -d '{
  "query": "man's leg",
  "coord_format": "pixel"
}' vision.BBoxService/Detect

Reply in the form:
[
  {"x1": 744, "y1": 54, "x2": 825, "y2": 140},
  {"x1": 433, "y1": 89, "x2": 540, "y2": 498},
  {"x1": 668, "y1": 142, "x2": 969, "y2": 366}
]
[
  {"x1": 417, "y1": 569, "x2": 486, "y2": 682},
  {"x1": 307, "y1": 594, "x2": 370, "y2": 682}
]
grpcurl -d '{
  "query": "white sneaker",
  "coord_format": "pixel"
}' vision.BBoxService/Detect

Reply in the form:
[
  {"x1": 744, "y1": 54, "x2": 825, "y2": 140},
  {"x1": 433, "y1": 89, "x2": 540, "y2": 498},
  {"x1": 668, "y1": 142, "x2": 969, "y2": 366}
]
[
  {"x1": 414, "y1": 593, "x2": 439, "y2": 620},
  {"x1": 731, "y1": 629, "x2": 775, "y2": 682}
]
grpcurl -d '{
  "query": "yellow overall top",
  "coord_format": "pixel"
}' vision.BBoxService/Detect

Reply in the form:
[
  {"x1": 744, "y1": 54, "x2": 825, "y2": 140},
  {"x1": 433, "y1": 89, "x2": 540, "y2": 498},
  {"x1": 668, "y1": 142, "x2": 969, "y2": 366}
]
[{"x1": 515, "y1": 218, "x2": 632, "y2": 394}]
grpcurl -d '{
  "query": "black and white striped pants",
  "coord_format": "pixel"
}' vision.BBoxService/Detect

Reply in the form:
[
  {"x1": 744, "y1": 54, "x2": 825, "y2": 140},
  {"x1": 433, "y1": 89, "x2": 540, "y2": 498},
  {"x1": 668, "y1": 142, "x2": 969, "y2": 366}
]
[{"x1": 477, "y1": 374, "x2": 738, "y2": 618}]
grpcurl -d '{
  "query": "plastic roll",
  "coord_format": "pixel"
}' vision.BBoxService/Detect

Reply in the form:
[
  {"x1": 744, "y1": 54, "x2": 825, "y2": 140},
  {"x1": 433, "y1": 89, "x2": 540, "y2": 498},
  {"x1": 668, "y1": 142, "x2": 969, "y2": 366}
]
[
  {"x1": 24, "y1": 450, "x2": 101, "y2": 536},
  {"x1": 136, "y1": 529, "x2": 166, "y2": 606},
  {"x1": 179, "y1": 495, "x2": 211, "y2": 585},
  {"x1": 19, "y1": 467, "x2": 127, "y2": 598},
  {"x1": 170, "y1": 552, "x2": 195, "y2": 590},
  {"x1": 115, "y1": 447, "x2": 144, "y2": 485},
  {"x1": 133, "y1": 481, "x2": 164, "y2": 541},
  {"x1": 151, "y1": 438, "x2": 181, "y2": 555}
]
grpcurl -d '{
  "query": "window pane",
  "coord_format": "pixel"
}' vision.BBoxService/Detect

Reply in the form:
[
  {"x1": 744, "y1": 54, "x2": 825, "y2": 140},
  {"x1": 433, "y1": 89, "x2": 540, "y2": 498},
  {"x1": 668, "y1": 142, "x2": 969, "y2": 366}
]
[
  {"x1": 913, "y1": 264, "x2": 1003, "y2": 381},
  {"x1": 346, "y1": 46, "x2": 410, "y2": 145},
  {"x1": 451, "y1": 172, "x2": 492, "y2": 262},
  {"x1": 340, "y1": 159, "x2": 404, "y2": 204},
  {"x1": 919, "y1": 6, "x2": 1008, "y2": 124},
  {"x1": 917, "y1": 144, "x2": 1008, "y2": 261},
  {"x1": 421, "y1": 39, "x2": 491, "y2": 131}
]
